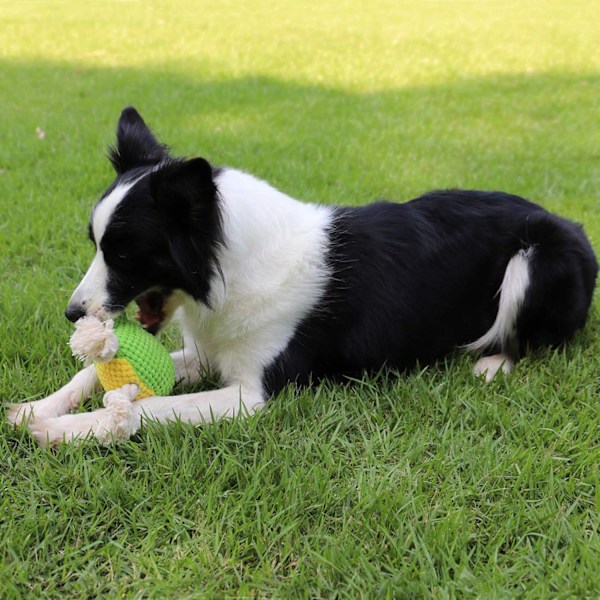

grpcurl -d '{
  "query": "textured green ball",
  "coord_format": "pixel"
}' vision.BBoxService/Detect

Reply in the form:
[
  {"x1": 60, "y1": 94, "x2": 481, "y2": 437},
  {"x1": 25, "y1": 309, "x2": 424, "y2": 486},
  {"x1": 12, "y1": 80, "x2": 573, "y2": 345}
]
[{"x1": 70, "y1": 316, "x2": 175, "y2": 399}]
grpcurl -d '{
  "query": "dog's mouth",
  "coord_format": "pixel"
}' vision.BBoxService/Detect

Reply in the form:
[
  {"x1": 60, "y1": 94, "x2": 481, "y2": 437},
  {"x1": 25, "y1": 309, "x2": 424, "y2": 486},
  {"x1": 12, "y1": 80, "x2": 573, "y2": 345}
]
[{"x1": 135, "y1": 289, "x2": 169, "y2": 335}]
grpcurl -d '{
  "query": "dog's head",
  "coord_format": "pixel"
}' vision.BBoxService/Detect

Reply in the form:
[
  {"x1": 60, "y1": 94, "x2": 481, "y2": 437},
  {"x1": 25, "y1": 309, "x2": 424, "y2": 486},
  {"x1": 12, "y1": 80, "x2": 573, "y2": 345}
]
[{"x1": 65, "y1": 107, "x2": 223, "y2": 333}]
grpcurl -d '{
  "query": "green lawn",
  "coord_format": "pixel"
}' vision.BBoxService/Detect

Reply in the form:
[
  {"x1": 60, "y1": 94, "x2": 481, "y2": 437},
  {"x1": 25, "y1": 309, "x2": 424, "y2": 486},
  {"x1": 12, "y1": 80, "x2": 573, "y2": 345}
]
[{"x1": 1, "y1": 0, "x2": 599, "y2": 596}]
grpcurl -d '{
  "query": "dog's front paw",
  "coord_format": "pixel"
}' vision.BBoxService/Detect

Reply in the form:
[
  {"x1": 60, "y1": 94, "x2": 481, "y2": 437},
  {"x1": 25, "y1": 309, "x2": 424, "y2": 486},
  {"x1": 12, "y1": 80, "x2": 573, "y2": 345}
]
[
  {"x1": 28, "y1": 413, "x2": 101, "y2": 447},
  {"x1": 7, "y1": 366, "x2": 100, "y2": 429},
  {"x1": 6, "y1": 400, "x2": 64, "y2": 426},
  {"x1": 29, "y1": 416, "x2": 68, "y2": 447},
  {"x1": 7, "y1": 387, "x2": 87, "y2": 427},
  {"x1": 8, "y1": 399, "x2": 65, "y2": 427},
  {"x1": 6, "y1": 402, "x2": 34, "y2": 426}
]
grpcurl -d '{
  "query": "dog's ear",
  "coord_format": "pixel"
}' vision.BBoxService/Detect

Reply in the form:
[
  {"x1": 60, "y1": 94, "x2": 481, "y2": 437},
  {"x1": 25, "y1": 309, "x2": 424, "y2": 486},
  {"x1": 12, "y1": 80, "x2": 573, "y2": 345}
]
[
  {"x1": 149, "y1": 157, "x2": 216, "y2": 220},
  {"x1": 149, "y1": 158, "x2": 223, "y2": 304},
  {"x1": 108, "y1": 107, "x2": 169, "y2": 174}
]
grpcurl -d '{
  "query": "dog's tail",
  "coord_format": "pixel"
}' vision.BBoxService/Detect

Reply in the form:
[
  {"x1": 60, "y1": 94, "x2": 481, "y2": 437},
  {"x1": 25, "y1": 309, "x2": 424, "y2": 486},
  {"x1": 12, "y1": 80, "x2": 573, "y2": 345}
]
[
  {"x1": 467, "y1": 209, "x2": 597, "y2": 356},
  {"x1": 465, "y1": 247, "x2": 534, "y2": 354}
]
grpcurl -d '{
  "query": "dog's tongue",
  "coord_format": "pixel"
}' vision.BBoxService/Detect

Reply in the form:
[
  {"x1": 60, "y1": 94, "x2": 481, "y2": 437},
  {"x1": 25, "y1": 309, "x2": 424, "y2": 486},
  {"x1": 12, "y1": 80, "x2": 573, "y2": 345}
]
[{"x1": 136, "y1": 292, "x2": 164, "y2": 329}]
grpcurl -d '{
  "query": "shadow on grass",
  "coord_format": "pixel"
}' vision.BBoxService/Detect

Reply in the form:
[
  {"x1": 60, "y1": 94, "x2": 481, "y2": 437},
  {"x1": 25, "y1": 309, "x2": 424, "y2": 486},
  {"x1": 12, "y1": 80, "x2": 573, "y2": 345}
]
[{"x1": 1, "y1": 58, "x2": 598, "y2": 205}]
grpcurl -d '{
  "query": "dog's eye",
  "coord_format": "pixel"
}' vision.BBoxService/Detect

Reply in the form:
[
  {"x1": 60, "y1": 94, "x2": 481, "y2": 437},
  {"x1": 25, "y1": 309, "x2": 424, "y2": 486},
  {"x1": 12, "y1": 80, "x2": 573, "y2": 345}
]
[{"x1": 107, "y1": 251, "x2": 129, "y2": 264}]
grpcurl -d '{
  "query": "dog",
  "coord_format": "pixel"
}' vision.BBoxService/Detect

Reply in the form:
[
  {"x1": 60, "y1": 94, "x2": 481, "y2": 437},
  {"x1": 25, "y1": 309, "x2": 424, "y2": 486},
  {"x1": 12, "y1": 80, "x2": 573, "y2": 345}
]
[{"x1": 8, "y1": 106, "x2": 598, "y2": 445}]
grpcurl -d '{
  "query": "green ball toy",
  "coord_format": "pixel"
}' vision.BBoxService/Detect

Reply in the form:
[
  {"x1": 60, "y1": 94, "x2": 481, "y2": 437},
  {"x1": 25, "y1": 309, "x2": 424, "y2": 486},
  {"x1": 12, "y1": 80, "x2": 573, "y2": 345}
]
[{"x1": 69, "y1": 315, "x2": 175, "y2": 399}]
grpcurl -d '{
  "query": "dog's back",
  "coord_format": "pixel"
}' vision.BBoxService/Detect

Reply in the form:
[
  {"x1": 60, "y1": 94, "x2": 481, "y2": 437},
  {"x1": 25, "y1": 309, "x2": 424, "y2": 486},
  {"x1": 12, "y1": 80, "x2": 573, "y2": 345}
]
[{"x1": 263, "y1": 189, "x2": 597, "y2": 394}]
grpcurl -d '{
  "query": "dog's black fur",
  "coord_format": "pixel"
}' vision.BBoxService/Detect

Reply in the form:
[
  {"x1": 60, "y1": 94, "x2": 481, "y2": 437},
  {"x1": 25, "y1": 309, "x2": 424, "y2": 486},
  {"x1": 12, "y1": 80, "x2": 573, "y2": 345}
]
[{"x1": 264, "y1": 191, "x2": 598, "y2": 394}]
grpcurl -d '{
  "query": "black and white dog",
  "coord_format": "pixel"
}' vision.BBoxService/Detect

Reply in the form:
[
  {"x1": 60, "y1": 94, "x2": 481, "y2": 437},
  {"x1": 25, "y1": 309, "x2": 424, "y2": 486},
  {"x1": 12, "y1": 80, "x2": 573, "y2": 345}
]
[{"x1": 9, "y1": 107, "x2": 598, "y2": 444}]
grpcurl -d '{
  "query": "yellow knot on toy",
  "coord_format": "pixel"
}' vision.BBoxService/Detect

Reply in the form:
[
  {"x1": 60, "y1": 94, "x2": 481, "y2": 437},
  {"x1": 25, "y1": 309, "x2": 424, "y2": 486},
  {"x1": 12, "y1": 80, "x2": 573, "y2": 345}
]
[{"x1": 70, "y1": 316, "x2": 175, "y2": 399}]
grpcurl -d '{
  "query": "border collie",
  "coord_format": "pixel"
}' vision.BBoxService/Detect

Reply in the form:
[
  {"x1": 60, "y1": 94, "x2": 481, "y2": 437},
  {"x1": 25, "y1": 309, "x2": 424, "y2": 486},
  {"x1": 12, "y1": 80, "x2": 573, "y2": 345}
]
[{"x1": 8, "y1": 107, "x2": 597, "y2": 445}]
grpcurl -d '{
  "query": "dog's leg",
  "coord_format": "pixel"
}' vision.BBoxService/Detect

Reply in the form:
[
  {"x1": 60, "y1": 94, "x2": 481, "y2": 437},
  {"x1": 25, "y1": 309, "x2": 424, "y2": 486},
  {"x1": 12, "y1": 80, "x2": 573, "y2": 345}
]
[
  {"x1": 170, "y1": 349, "x2": 204, "y2": 384},
  {"x1": 29, "y1": 382, "x2": 265, "y2": 446},
  {"x1": 7, "y1": 365, "x2": 99, "y2": 425},
  {"x1": 473, "y1": 354, "x2": 514, "y2": 382},
  {"x1": 7, "y1": 347, "x2": 201, "y2": 428}
]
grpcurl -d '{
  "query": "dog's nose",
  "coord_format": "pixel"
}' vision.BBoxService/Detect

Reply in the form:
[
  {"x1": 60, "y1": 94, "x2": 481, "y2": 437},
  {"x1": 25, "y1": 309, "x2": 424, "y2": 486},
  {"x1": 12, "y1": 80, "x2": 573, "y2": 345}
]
[{"x1": 65, "y1": 304, "x2": 86, "y2": 323}]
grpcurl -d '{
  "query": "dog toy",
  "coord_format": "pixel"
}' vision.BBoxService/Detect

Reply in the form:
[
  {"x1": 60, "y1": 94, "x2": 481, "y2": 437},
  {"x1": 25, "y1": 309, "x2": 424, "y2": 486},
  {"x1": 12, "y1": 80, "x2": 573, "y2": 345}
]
[{"x1": 69, "y1": 316, "x2": 175, "y2": 399}]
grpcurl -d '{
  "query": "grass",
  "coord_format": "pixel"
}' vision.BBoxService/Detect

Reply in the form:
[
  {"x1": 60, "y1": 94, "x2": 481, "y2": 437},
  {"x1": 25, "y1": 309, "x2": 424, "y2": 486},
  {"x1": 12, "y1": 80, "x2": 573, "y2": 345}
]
[{"x1": 0, "y1": 0, "x2": 599, "y2": 596}]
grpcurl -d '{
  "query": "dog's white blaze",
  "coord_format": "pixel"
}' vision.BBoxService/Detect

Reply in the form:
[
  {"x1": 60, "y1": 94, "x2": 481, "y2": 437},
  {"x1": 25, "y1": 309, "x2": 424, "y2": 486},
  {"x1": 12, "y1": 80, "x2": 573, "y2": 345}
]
[
  {"x1": 92, "y1": 181, "x2": 135, "y2": 242},
  {"x1": 177, "y1": 168, "x2": 334, "y2": 384},
  {"x1": 467, "y1": 247, "x2": 534, "y2": 351},
  {"x1": 68, "y1": 182, "x2": 135, "y2": 315}
]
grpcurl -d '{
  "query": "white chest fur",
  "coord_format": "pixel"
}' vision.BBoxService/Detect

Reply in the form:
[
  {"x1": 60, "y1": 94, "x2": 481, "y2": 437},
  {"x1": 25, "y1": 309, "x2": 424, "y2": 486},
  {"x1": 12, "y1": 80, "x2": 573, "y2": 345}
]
[{"x1": 176, "y1": 169, "x2": 333, "y2": 385}]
